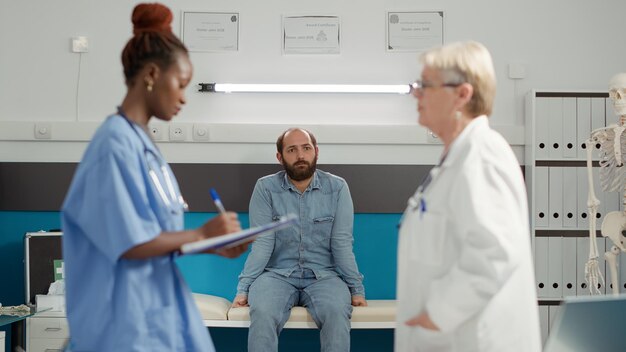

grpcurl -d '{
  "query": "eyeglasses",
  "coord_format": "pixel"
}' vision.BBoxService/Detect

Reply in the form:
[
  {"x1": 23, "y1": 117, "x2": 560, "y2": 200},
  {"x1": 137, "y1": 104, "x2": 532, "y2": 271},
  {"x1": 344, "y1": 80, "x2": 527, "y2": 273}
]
[{"x1": 411, "y1": 80, "x2": 462, "y2": 94}]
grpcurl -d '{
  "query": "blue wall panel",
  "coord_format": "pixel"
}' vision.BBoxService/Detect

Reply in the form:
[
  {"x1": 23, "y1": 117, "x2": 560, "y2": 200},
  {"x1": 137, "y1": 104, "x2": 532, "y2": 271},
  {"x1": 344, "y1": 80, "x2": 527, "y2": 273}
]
[
  {"x1": 177, "y1": 212, "x2": 400, "y2": 300},
  {"x1": 0, "y1": 211, "x2": 61, "y2": 305},
  {"x1": 0, "y1": 211, "x2": 400, "y2": 351}
]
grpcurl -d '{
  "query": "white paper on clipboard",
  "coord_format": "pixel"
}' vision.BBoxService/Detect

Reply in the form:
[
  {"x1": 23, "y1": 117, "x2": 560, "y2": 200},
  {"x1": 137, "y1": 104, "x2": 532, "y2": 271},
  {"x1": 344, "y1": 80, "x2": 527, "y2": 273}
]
[{"x1": 181, "y1": 214, "x2": 298, "y2": 254}]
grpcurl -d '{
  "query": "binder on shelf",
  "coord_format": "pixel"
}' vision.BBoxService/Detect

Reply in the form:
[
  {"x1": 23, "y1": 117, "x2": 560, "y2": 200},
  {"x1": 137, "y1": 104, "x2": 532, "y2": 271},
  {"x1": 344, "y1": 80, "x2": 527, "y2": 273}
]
[
  {"x1": 591, "y1": 98, "x2": 605, "y2": 138},
  {"x1": 562, "y1": 98, "x2": 577, "y2": 158},
  {"x1": 576, "y1": 237, "x2": 591, "y2": 296},
  {"x1": 535, "y1": 167, "x2": 549, "y2": 227},
  {"x1": 577, "y1": 167, "x2": 590, "y2": 229},
  {"x1": 539, "y1": 306, "x2": 550, "y2": 346},
  {"x1": 548, "y1": 236, "x2": 564, "y2": 298},
  {"x1": 561, "y1": 237, "x2": 577, "y2": 298},
  {"x1": 576, "y1": 97, "x2": 591, "y2": 159},
  {"x1": 606, "y1": 97, "x2": 617, "y2": 125},
  {"x1": 548, "y1": 305, "x2": 561, "y2": 330},
  {"x1": 549, "y1": 167, "x2": 564, "y2": 229},
  {"x1": 535, "y1": 236, "x2": 549, "y2": 298},
  {"x1": 548, "y1": 98, "x2": 564, "y2": 159},
  {"x1": 592, "y1": 167, "x2": 605, "y2": 224},
  {"x1": 535, "y1": 97, "x2": 550, "y2": 159},
  {"x1": 562, "y1": 167, "x2": 577, "y2": 228}
]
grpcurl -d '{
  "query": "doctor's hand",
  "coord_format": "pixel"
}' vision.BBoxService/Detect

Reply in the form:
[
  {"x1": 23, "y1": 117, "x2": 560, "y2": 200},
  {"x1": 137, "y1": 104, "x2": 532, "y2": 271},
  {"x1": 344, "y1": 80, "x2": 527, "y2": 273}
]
[
  {"x1": 351, "y1": 295, "x2": 368, "y2": 307},
  {"x1": 232, "y1": 294, "x2": 249, "y2": 307},
  {"x1": 200, "y1": 212, "x2": 241, "y2": 239},
  {"x1": 405, "y1": 312, "x2": 440, "y2": 331}
]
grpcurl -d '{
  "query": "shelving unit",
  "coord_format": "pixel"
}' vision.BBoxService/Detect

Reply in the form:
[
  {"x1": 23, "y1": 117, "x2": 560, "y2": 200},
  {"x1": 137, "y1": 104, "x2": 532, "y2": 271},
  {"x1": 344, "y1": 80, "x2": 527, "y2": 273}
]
[{"x1": 524, "y1": 90, "x2": 626, "y2": 344}]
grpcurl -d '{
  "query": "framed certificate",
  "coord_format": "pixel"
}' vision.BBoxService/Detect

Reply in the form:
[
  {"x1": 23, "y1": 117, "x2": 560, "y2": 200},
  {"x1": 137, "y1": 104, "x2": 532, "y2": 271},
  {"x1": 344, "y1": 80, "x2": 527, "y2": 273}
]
[
  {"x1": 386, "y1": 11, "x2": 444, "y2": 52},
  {"x1": 282, "y1": 15, "x2": 341, "y2": 54},
  {"x1": 181, "y1": 11, "x2": 239, "y2": 52}
]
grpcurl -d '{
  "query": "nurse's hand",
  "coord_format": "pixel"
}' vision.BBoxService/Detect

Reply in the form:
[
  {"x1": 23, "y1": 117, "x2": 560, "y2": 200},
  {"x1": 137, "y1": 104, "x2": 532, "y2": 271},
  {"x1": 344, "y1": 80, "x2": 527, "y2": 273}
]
[
  {"x1": 405, "y1": 312, "x2": 440, "y2": 331},
  {"x1": 200, "y1": 211, "x2": 241, "y2": 238},
  {"x1": 232, "y1": 294, "x2": 249, "y2": 307}
]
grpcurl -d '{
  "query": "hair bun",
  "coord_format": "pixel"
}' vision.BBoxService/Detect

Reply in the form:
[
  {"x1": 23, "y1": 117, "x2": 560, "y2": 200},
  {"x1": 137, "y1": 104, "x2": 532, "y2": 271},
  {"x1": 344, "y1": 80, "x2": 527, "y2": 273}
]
[{"x1": 132, "y1": 3, "x2": 173, "y2": 35}]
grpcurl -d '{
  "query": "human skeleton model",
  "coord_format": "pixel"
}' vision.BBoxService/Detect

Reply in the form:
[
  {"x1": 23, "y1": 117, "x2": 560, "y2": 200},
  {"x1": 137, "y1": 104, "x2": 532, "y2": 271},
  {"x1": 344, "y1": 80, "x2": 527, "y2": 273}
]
[{"x1": 585, "y1": 73, "x2": 626, "y2": 295}]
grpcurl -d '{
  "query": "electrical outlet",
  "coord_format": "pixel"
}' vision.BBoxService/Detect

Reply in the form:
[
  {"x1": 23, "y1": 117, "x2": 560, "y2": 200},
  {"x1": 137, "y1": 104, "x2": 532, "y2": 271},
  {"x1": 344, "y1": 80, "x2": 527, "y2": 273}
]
[
  {"x1": 71, "y1": 36, "x2": 89, "y2": 53},
  {"x1": 148, "y1": 124, "x2": 167, "y2": 141},
  {"x1": 193, "y1": 124, "x2": 210, "y2": 141},
  {"x1": 169, "y1": 123, "x2": 188, "y2": 142},
  {"x1": 508, "y1": 63, "x2": 526, "y2": 79},
  {"x1": 426, "y1": 130, "x2": 442, "y2": 144},
  {"x1": 34, "y1": 123, "x2": 52, "y2": 139}
]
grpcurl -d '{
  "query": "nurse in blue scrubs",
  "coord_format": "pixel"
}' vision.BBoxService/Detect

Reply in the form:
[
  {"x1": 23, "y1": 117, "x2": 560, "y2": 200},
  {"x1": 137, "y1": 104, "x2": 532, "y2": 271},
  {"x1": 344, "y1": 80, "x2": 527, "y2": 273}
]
[{"x1": 61, "y1": 3, "x2": 246, "y2": 351}]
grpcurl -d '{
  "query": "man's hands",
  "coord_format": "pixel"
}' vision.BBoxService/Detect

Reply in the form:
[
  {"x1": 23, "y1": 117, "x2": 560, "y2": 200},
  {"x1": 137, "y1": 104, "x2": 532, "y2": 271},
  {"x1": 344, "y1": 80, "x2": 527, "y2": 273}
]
[
  {"x1": 232, "y1": 294, "x2": 249, "y2": 307},
  {"x1": 351, "y1": 295, "x2": 367, "y2": 307},
  {"x1": 233, "y1": 294, "x2": 367, "y2": 309}
]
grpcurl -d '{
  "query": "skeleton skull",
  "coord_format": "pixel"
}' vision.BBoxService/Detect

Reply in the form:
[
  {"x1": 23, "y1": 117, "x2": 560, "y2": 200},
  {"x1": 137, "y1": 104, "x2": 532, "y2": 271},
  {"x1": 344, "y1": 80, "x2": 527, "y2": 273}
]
[{"x1": 608, "y1": 73, "x2": 626, "y2": 117}]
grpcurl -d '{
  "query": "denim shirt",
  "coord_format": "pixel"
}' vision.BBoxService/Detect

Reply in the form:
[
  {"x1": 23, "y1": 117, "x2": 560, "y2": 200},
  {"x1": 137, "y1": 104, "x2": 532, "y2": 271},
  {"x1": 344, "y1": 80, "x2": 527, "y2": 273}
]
[{"x1": 237, "y1": 170, "x2": 365, "y2": 297}]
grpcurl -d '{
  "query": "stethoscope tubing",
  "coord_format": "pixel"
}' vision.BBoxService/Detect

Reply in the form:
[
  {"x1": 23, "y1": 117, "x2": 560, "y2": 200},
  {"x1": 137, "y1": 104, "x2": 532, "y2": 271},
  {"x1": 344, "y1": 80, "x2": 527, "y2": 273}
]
[{"x1": 117, "y1": 108, "x2": 188, "y2": 214}]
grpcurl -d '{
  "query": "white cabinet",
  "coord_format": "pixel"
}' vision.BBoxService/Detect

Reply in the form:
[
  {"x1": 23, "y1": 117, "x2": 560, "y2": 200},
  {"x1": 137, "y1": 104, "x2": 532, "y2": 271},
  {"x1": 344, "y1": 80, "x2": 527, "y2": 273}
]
[
  {"x1": 26, "y1": 314, "x2": 69, "y2": 352},
  {"x1": 525, "y1": 90, "x2": 615, "y2": 302},
  {"x1": 28, "y1": 338, "x2": 67, "y2": 352}
]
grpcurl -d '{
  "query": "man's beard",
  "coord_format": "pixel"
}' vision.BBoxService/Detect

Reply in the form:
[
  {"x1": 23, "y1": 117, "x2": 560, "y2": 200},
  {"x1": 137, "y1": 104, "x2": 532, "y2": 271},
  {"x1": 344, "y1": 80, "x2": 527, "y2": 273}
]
[{"x1": 283, "y1": 157, "x2": 317, "y2": 181}]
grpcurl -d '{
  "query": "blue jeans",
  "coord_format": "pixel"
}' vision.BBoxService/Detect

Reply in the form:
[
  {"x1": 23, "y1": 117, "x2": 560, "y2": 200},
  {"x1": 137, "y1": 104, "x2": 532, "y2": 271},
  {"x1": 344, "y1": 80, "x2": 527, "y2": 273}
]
[{"x1": 248, "y1": 270, "x2": 352, "y2": 352}]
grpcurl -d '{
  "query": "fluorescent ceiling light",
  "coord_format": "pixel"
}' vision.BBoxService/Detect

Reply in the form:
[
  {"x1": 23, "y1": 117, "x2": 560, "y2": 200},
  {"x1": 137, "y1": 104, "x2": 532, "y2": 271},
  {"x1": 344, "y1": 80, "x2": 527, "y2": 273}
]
[{"x1": 198, "y1": 83, "x2": 411, "y2": 94}]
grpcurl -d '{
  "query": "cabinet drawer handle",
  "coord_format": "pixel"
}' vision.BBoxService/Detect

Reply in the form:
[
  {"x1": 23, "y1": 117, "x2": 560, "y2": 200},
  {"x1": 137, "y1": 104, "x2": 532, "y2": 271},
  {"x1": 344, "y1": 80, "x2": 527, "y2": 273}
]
[{"x1": 44, "y1": 327, "x2": 62, "y2": 331}]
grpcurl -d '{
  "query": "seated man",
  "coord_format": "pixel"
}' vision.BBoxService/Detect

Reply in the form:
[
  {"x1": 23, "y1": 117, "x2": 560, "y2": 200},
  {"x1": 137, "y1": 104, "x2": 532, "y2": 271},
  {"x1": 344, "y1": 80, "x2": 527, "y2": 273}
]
[{"x1": 233, "y1": 127, "x2": 366, "y2": 352}]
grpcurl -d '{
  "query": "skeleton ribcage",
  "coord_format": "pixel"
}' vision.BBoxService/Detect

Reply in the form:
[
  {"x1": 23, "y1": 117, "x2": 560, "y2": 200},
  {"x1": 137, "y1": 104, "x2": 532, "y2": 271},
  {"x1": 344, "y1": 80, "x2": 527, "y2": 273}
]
[{"x1": 597, "y1": 126, "x2": 626, "y2": 192}]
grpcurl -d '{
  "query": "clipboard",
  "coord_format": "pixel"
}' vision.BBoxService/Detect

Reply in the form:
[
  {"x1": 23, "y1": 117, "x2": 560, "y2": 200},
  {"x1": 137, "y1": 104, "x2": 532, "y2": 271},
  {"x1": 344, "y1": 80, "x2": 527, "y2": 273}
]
[{"x1": 180, "y1": 214, "x2": 299, "y2": 254}]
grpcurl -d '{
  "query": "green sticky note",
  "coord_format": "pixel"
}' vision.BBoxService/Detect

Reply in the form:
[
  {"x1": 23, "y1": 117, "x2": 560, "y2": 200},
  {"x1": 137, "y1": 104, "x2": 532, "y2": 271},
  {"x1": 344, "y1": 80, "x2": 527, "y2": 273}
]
[{"x1": 53, "y1": 259, "x2": 64, "y2": 281}]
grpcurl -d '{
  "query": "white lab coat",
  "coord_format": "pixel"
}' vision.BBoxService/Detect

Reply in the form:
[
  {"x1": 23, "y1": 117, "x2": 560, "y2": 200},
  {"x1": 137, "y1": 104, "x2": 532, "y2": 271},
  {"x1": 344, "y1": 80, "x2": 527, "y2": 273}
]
[{"x1": 396, "y1": 116, "x2": 541, "y2": 352}]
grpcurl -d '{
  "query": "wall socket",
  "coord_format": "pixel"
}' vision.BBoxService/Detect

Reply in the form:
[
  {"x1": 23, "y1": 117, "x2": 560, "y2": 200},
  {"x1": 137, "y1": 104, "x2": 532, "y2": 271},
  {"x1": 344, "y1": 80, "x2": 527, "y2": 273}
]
[
  {"x1": 169, "y1": 123, "x2": 188, "y2": 142},
  {"x1": 193, "y1": 124, "x2": 210, "y2": 141},
  {"x1": 148, "y1": 124, "x2": 167, "y2": 141},
  {"x1": 508, "y1": 63, "x2": 526, "y2": 79},
  {"x1": 34, "y1": 123, "x2": 52, "y2": 139},
  {"x1": 71, "y1": 36, "x2": 89, "y2": 53}
]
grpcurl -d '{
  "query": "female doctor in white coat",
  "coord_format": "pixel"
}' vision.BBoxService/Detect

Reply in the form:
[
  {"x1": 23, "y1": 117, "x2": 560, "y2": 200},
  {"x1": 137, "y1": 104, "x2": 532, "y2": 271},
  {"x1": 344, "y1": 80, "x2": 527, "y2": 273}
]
[{"x1": 396, "y1": 41, "x2": 541, "y2": 352}]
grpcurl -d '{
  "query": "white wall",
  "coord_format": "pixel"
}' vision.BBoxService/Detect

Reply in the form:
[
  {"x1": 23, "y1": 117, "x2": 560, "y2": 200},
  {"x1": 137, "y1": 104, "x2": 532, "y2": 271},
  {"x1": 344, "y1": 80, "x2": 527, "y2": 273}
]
[{"x1": 0, "y1": 0, "x2": 624, "y2": 163}]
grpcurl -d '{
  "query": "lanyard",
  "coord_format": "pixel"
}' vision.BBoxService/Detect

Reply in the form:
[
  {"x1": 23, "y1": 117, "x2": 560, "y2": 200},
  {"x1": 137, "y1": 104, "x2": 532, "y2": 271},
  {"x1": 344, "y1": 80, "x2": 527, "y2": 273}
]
[{"x1": 398, "y1": 153, "x2": 448, "y2": 227}]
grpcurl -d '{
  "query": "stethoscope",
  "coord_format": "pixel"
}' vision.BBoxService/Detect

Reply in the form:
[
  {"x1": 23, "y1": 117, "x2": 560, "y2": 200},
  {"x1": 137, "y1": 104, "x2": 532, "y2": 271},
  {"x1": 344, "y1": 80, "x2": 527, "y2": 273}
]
[
  {"x1": 118, "y1": 108, "x2": 189, "y2": 215},
  {"x1": 398, "y1": 156, "x2": 446, "y2": 228}
]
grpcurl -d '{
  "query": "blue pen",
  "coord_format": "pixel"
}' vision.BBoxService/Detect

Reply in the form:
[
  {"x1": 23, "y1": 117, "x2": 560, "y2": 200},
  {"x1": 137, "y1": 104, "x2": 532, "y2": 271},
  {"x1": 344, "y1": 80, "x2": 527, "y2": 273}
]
[{"x1": 209, "y1": 188, "x2": 227, "y2": 214}]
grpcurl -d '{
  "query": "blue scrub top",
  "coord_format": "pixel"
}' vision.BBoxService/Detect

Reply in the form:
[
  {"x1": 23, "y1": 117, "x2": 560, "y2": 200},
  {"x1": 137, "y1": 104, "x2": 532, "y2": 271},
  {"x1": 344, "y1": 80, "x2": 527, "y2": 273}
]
[{"x1": 61, "y1": 114, "x2": 214, "y2": 351}]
